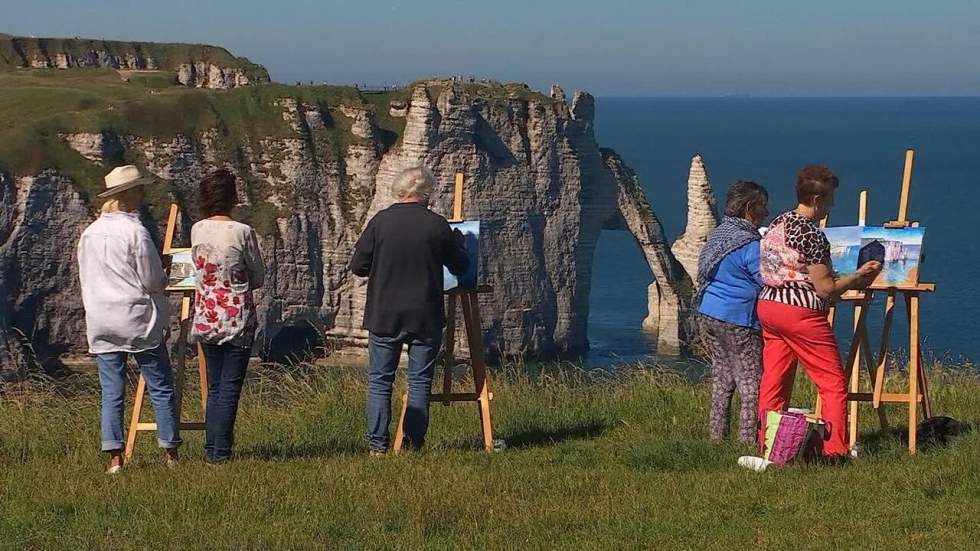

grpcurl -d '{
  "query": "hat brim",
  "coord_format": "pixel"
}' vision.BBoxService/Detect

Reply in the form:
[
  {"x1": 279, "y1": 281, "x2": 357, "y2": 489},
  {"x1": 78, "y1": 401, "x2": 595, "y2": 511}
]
[{"x1": 97, "y1": 177, "x2": 153, "y2": 199}]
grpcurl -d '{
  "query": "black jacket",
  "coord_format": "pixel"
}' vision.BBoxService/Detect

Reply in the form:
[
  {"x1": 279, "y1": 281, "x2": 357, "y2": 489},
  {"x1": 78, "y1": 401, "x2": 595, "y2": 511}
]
[{"x1": 349, "y1": 202, "x2": 469, "y2": 337}]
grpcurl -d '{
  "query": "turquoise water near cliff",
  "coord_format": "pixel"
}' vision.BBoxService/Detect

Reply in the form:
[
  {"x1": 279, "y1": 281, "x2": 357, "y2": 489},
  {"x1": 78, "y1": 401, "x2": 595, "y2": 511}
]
[{"x1": 588, "y1": 97, "x2": 980, "y2": 366}]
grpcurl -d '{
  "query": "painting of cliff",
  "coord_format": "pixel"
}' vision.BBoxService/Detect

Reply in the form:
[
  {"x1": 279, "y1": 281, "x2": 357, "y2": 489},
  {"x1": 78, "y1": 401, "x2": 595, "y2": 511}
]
[
  {"x1": 444, "y1": 221, "x2": 479, "y2": 291},
  {"x1": 860, "y1": 227, "x2": 926, "y2": 287},
  {"x1": 166, "y1": 250, "x2": 197, "y2": 290}
]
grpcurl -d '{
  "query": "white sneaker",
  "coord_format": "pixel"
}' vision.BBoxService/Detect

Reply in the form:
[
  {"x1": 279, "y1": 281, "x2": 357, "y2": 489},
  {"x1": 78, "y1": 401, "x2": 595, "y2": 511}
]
[
  {"x1": 738, "y1": 455, "x2": 773, "y2": 472},
  {"x1": 105, "y1": 464, "x2": 122, "y2": 475}
]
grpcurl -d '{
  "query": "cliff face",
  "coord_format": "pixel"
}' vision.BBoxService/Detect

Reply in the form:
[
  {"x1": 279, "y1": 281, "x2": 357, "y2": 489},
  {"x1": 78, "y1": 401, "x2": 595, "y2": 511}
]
[
  {"x1": 0, "y1": 76, "x2": 691, "y2": 375},
  {"x1": 0, "y1": 34, "x2": 268, "y2": 89}
]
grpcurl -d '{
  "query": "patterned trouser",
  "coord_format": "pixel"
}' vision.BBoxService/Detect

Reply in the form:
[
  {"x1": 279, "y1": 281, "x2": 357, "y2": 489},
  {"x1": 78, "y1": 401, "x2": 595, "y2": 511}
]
[{"x1": 699, "y1": 315, "x2": 764, "y2": 443}]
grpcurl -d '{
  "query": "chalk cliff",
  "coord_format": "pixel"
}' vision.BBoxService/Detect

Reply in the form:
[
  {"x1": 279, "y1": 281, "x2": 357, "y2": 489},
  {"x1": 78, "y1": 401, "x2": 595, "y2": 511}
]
[
  {"x1": 0, "y1": 34, "x2": 268, "y2": 89},
  {"x1": 0, "y1": 65, "x2": 692, "y2": 375},
  {"x1": 670, "y1": 154, "x2": 718, "y2": 284}
]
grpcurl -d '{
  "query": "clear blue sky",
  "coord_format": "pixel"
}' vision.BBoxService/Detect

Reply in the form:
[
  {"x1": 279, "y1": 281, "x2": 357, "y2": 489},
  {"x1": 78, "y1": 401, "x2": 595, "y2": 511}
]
[{"x1": 4, "y1": 0, "x2": 979, "y2": 96}]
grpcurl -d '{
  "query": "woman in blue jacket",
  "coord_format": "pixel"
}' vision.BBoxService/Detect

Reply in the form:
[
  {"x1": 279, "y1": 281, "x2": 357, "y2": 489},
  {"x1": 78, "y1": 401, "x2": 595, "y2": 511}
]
[{"x1": 696, "y1": 181, "x2": 769, "y2": 443}]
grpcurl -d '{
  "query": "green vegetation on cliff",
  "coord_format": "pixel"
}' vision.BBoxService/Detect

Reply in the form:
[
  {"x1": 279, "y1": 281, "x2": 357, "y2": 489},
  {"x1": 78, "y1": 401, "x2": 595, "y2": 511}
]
[
  {"x1": 0, "y1": 61, "x2": 561, "y2": 235},
  {"x1": 0, "y1": 34, "x2": 268, "y2": 77},
  {"x1": 0, "y1": 69, "x2": 367, "y2": 195}
]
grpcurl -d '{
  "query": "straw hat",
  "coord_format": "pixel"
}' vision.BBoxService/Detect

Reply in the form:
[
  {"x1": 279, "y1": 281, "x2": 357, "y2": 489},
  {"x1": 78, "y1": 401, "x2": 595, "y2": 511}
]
[{"x1": 97, "y1": 165, "x2": 154, "y2": 198}]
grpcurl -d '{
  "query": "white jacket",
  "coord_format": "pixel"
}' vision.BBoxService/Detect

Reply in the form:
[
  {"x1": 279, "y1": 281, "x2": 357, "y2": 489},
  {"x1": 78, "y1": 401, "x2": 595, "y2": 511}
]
[{"x1": 77, "y1": 211, "x2": 170, "y2": 354}]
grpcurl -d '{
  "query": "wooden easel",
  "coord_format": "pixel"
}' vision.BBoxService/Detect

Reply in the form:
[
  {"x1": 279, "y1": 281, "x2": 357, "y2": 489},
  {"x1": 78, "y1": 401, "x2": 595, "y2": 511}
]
[
  {"x1": 392, "y1": 173, "x2": 496, "y2": 453},
  {"x1": 124, "y1": 204, "x2": 208, "y2": 461},
  {"x1": 837, "y1": 149, "x2": 934, "y2": 454}
]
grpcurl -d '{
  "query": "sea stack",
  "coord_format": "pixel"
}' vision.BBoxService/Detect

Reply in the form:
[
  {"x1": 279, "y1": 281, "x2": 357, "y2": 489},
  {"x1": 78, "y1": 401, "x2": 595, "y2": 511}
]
[{"x1": 670, "y1": 154, "x2": 719, "y2": 284}]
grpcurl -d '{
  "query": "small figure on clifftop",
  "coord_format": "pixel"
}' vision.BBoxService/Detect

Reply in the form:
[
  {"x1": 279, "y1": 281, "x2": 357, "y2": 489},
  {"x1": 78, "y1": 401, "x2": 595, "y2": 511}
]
[
  {"x1": 696, "y1": 181, "x2": 769, "y2": 444},
  {"x1": 757, "y1": 165, "x2": 881, "y2": 460},
  {"x1": 77, "y1": 165, "x2": 182, "y2": 474},
  {"x1": 190, "y1": 169, "x2": 266, "y2": 464},
  {"x1": 349, "y1": 166, "x2": 469, "y2": 455}
]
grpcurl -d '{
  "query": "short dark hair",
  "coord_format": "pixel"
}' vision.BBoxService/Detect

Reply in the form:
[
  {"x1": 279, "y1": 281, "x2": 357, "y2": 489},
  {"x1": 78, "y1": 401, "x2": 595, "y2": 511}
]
[
  {"x1": 198, "y1": 169, "x2": 238, "y2": 218},
  {"x1": 796, "y1": 165, "x2": 839, "y2": 203},
  {"x1": 724, "y1": 180, "x2": 768, "y2": 218}
]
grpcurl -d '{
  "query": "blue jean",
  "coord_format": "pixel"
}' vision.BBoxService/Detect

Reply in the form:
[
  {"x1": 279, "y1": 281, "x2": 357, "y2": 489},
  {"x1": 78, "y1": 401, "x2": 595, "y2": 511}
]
[
  {"x1": 367, "y1": 332, "x2": 441, "y2": 451},
  {"x1": 201, "y1": 343, "x2": 250, "y2": 460},
  {"x1": 96, "y1": 343, "x2": 181, "y2": 451}
]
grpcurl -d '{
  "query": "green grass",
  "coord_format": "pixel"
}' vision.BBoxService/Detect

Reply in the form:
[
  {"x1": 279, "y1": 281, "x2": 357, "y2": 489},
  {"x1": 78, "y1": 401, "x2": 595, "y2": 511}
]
[{"x1": 1, "y1": 361, "x2": 978, "y2": 549}]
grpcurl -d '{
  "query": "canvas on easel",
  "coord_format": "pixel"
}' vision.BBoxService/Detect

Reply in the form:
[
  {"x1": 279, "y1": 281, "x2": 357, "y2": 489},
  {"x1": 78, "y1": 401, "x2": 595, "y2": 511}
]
[
  {"x1": 444, "y1": 220, "x2": 480, "y2": 291},
  {"x1": 166, "y1": 249, "x2": 196, "y2": 290}
]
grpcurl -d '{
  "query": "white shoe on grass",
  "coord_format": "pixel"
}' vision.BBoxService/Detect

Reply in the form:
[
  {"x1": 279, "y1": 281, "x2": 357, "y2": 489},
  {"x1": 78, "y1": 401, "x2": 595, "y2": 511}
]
[{"x1": 737, "y1": 455, "x2": 773, "y2": 472}]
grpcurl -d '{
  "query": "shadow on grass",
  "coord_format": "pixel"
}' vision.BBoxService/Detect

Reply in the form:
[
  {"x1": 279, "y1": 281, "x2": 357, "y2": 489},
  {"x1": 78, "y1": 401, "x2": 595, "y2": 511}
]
[
  {"x1": 238, "y1": 439, "x2": 363, "y2": 460},
  {"x1": 858, "y1": 417, "x2": 973, "y2": 455},
  {"x1": 502, "y1": 420, "x2": 610, "y2": 449}
]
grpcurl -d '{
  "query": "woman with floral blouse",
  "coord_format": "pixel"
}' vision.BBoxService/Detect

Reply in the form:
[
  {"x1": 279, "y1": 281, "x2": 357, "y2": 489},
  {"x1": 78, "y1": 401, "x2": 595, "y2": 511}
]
[{"x1": 191, "y1": 169, "x2": 265, "y2": 463}]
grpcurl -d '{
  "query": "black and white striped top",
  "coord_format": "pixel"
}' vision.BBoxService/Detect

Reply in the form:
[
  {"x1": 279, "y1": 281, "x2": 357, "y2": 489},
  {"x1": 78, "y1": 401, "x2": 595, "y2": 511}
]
[{"x1": 759, "y1": 211, "x2": 831, "y2": 311}]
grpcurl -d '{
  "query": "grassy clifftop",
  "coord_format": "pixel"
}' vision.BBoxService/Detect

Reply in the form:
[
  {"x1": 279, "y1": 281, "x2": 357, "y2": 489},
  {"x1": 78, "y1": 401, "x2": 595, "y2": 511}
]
[
  {"x1": 1, "y1": 362, "x2": 978, "y2": 547},
  {"x1": 0, "y1": 69, "x2": 390, "y2": 196},
  {"x1": 0, "y1": 33, "x2": 268, "y2": 77}
]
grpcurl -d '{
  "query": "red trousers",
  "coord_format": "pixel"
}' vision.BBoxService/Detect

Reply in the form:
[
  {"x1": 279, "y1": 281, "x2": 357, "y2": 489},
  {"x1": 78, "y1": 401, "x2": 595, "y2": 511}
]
[{"x1": 757, "y1": 300, "x2": 849, "y2": 457}]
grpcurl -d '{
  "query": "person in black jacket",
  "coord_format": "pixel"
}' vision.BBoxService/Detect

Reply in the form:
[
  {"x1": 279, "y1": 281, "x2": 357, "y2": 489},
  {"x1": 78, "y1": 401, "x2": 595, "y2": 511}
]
[{"x1": 349, "y1": 166, "x2": 469, "y2": 454}]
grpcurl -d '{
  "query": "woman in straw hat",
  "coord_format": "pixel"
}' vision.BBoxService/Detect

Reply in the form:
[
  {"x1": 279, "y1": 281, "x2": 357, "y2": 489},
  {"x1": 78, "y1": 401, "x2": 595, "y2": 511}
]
[{"x1": 77, "y1": 165, "x2": 181, "y2": 474}]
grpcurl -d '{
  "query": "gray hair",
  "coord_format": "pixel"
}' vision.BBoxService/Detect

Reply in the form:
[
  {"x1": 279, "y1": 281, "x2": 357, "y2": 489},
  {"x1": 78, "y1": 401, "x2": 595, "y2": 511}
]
[{"x1": 392, "y1": 166, "x2": 436, "y2": 202}]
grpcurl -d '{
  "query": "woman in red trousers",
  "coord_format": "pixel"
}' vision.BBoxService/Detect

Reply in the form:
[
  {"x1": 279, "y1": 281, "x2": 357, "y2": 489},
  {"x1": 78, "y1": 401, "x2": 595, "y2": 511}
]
[{"x1": 757, "y1": 165, "x2": 881, "y2": 459}]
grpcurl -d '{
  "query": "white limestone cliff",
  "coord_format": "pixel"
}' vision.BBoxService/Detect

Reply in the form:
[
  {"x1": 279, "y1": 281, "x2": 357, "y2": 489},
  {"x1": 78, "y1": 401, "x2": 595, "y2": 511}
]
[
  {"x1": 670, "y1": 154, "x2": 719, "y2": 285},
  {"x1": 2, "y1": 82, "x2": 696, "y2": 374}
]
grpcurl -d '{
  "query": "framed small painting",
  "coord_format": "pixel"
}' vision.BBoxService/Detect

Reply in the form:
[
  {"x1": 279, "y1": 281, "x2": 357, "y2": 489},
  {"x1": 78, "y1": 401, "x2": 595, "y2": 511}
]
[{"x1": 166, "y1": 249, "x2": 197, "y2": 291}]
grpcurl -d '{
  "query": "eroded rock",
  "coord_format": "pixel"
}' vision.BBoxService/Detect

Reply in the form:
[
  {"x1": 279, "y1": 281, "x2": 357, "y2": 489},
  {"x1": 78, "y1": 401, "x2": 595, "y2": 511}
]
[
  {"x1": 1, "y1": 83, "x2": 695, "y2": 370},
  {"x1": 671, "y1": 154, "x2": 718, "y2": 284}
]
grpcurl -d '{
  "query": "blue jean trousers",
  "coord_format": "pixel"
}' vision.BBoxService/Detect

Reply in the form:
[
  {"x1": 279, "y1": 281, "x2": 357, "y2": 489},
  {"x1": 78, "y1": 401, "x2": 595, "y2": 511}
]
[
  {"x1": 96, "y1": 343, "x2": 181, "y2": 451},
  {"x1": 367, "y1": 332, "x2": 441, "y2": 451},
  {"x1": 201, "y1": 343, "x2": 250, "y2": 460}
]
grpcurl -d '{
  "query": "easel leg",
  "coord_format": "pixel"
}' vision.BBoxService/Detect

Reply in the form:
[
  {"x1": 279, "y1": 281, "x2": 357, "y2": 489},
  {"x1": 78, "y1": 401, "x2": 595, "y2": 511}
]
[
  {"x1": 462, "y1": 294, "x2": 494, "y2": 451},
  {"x1": 859, "y1": 323, "x2": 888, "y2": 430},
  {"x1": 907, "y1": 293, "x2": 920, "y2": 454},
  {"x1": 124, "y1": 374, "x2": 146, "y2": 462},
  {"x1": 173, "y1": 296, "x2": 191, "y2": 425},
  {"x1": 872, "y1": 293, "x2": 896, "y2": 409},
  {"x1": 918, "y1": 347, "x2": 932, "y2": 419},
  {"x1": 846, "y1": 297, "x2": 870, "y2": 451},
  {"x1": 442, "y1": 295, "x2": 457, "y2": 406},
  {"x1": 197, "y1": 343, "x2": 208, "y2": 417},
  {"x1": 392, "y1": 393, "x2": 409, "y2": 454}
]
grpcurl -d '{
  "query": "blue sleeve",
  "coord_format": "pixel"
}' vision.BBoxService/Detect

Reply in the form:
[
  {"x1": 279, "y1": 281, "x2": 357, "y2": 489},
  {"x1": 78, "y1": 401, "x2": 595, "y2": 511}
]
[{"x1": 743, "y1": 241, "x2": 763, "y2": 287}]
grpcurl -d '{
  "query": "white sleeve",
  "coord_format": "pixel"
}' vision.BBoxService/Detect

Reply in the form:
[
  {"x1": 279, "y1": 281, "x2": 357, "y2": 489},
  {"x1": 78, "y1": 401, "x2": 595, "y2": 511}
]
[{"x1": 135, "y1": 229, "x2": 167, "y2": 293}]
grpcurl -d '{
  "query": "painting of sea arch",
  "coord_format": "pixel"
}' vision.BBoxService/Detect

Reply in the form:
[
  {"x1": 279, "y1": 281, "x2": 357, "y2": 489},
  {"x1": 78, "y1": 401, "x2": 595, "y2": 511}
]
[
  {"x1": 444, "y1": 221, "x2": 480, "y2": 291},
  {"x1": 860, "y1": 226, "x2": 925, "y2": 287}
]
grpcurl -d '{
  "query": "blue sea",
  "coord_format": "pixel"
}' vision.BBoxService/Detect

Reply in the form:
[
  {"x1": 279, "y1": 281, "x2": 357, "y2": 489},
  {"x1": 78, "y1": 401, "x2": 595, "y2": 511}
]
[{"x1": 587, "y1": 97, "x2": 980, "y2": 366}]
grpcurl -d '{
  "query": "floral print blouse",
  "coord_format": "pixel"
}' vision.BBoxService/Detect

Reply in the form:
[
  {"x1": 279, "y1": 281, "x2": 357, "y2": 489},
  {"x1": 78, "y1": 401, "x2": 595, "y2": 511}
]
[
  {"x1": 190, "y1": 219, "x2": 266, "y2": 347},
  {"x1": 759, "y1": 210, "x2": 832, "y2": 311}
]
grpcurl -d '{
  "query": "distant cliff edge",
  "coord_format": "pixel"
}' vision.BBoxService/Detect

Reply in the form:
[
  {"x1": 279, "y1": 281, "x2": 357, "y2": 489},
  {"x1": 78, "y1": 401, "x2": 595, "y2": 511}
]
[{"x1": 0, "y1": 33, "x2": 268, "y2": 89}]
